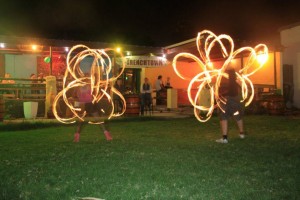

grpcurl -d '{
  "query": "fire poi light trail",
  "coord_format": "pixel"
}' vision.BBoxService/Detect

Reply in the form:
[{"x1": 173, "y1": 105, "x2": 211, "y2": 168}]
[
  {"x1": 172, "y1": 30, "x2": 268, "y2": 122},
  {"x1": 52, "y1": 45, "x2": 126, "y2": 124}
]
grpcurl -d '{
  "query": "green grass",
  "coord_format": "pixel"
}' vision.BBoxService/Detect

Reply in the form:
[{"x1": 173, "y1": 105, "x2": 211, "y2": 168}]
[{"x1": 0, "y1": 115, "x2": 299, "y2": 200}]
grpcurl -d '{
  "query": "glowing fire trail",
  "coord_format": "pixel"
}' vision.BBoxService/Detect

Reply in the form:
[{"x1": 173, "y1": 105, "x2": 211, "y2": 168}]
[
  {"x1": 52, "y1": 45, "x2": 126, "y2": 124},
  {"x1": 172, "y1": 30, "x2": 268, "y2": 122}
]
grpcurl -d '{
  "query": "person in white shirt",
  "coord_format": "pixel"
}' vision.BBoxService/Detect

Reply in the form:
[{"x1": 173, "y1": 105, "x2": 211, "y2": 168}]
[
  {"x1": 140, "y1": 77, "x2": 152, "y2": 115},
  {"x1": 155, "y1": 75, "x2": 164, "y2": 91}
]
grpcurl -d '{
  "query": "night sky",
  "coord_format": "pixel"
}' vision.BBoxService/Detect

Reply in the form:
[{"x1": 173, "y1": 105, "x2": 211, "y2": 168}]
[{"x1": 0, "y1": 0, "x2": 300, "y2": 46}]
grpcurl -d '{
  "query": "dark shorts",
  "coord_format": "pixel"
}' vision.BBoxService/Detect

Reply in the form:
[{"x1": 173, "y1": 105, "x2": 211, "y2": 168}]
[
  {"x1": 84, "y1": 102, "x2": 100, "y2": 115},
  {"x1": 219, "y1": 96, "x2": 244, "y2": 121},
  {"x1": 84, "y1": 98, "x2": 112, "y2": 117}
]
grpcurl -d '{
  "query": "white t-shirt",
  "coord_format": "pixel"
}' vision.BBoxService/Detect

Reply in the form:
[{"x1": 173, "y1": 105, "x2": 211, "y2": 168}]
[{"x1": 155, "y1": 79, "x2": 162, "y2": 91}]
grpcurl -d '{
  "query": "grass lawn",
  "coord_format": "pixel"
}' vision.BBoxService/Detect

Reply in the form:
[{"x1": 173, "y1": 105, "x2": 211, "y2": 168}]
[{"x1": 0, "y1": 115, "x2": 299, "y2": 200}]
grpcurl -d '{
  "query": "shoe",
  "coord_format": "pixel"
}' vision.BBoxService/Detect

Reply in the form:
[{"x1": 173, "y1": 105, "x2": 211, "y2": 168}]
[
  {"x1": 104, "y1": 130, "x2": 113, "y2": 141},
  {"x1": 74, "y1": 132, "x2": 80, "y2": 143},
  {"x1": 239, "y1": 134, "x2": 245, "y2": 139},
  {"x1": 216, "y1": 138, "x2": 228, "y2": 144}
]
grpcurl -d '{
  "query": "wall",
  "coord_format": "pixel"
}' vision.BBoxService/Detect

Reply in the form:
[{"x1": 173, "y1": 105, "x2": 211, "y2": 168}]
[
  {"x1": 5, "y1": 54, "x2": 37, "y2": 79},
  {"x1": 250, "y1": 53, "x2": 276, "y2": 86},
  {"x1": 297, "y1": 53, "x2": 300, "y2": 107},
  {"x1": 37, "y1": 55, "x2": 66, "y2": 76},
  {"x1": 144, "y1": 54, "x2": 277, "y2": 105},
  {"x1": 145, "y1": 61, "x2": 200, "y2": 90},
  {"x1": 0, "y1": 54, "x2": 4, "y2": 77},
  {"x1": 281, "y1": 25, "x2": 300, "y2": 46},
  {"x1": 145, "y1": 61, "x2": 202, "y2": 105},
  {"x1": 281, "y1": 25, "x2": 300, "y2": 108}
]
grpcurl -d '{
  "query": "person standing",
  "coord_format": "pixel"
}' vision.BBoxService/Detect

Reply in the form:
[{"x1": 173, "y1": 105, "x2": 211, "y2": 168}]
[
  {"x1": 30, "y1": 73, "x2": 38, "y2": 94},
  {"x1": 1, "y1": 73, "x2": 15, "y2": 84},
  {"x1": 74, "y1": 84, "x2": 112, "y2": 142},
  {"x1": 165, "y1": 77, "x2": 172, "y2": 89},
  {"x1": 216, "y1": 69, "x2": 245, "y2": 144},
  {"x1": 155, "y1": 75, "x2": 165, "y2": 105},
  {"x1": 37, "y1": 73, "x2": 45, "y2": 95},
  {"x1": 113, "y1": 78, "x2": 125, "y2": 112},
  {"x1": 140, "y1": 77, "x2": 152, "y2": 115},
  {"x1": 38, "y1": 73, "x2": 44, "y2": 83}
]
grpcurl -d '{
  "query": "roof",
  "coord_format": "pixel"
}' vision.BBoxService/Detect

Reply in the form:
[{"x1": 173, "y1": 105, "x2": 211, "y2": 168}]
[
  {"x1": 278, "y1": 21, "x2": 300, "y2": 32},
  {"x1": 163, "y1": 36, "x2": 283, "y2": 62},
  {"x1": 0, "y1": 35, "x2": 164, "y2": 56}
]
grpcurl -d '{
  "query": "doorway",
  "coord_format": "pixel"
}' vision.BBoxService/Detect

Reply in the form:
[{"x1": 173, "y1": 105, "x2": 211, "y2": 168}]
[
  {"x1": 122, "y1": 68, "x2": 141, "y2": 94},
  {"x1": 283, "y1": 64, "x2": 294, "y2": 105}
]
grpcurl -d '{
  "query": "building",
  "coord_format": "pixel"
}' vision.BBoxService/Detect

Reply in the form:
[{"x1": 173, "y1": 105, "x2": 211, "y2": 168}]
[
  {"x1": 280, "y1": 22, "x2": 300, "y2": 108},
  {"x1": 145, "y1": 36, "x2": 283, "y2": 106},
  {"x1": 0, "y1": 33, "x2": 288, "y2": 110}
]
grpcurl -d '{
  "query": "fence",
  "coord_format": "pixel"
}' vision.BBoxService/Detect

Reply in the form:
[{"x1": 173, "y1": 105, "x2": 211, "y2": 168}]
[{"x1": 0, "y1": 77, "x2": 58, "y2": 119}]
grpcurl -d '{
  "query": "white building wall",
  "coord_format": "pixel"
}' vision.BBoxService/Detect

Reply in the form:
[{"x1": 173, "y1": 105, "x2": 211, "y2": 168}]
[
  {"x1": 5, "y1": 54, "x2": 37, "y2": 80},
  {"x1": 280, "y1": 25, "x2": 300, "y2": 108},
  {"x1": 296, "y1": 53, "x2": 300, "y2": 107}
]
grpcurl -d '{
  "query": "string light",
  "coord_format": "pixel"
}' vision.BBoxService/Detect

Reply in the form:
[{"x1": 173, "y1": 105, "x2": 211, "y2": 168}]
[
  {"x1": 52, "y1": 44, "x2": 126, "y2": 124},
  {"x1": 172, "y1": 30, "x2": 268, "y2": 122},
  {"x1": 32, "y1": 45, "x2": 37, "y2": 51},
  {"x1": 257, "y1": 53, "x2": 268, "y2": 65}
]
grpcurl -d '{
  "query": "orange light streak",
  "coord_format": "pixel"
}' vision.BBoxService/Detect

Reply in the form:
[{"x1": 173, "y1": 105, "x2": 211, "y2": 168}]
[
  {"x1": 173, "y1": 30, "x2": 268, "y2": 122},
  {"x1": 52, "y1": 45, "x2": 126, "y2": 124}
]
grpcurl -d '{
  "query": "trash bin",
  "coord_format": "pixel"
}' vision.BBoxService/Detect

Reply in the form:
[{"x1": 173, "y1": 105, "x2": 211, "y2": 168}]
[
  {"x1": 125, "y1": 94, "x2": 140, "y2": 116},
  {"x1": 24, "y1": 102, "x2": 38, "y2": 119}
]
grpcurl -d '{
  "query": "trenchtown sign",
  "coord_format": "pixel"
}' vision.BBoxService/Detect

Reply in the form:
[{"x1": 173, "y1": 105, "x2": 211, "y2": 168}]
[{"x1": 116, "y1": 56, "x2": 168, "y2": 68}]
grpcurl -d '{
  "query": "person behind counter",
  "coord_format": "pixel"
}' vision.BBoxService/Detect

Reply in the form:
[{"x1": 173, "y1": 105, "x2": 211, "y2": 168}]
[
  {"x1": 155, "y1": 75, "x2": 165, "y2": 105},
  {"x1": 140, "y1": 77, "x2": 152, "y2": 115},
  {"x1": 1, "y1": 73, "x2": 15, "y2": 84},
  {"x1": 165, "y1": 77, "x2": 172, "y2": 89}
]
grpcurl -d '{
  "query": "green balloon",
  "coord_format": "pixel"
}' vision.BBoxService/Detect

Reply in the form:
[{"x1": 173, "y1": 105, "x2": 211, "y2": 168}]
[{"x1": 44, "y1": 56, "x2": 51, "y2": 63}]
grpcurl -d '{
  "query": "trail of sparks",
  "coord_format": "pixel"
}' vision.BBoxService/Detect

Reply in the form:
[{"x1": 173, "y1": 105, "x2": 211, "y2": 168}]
[
  {"x1": 52, "y1": 45, "x2": 126, "y2": 124},
  {"x1": 173, "y1": 30, "x2": 268, "y2": 122}
]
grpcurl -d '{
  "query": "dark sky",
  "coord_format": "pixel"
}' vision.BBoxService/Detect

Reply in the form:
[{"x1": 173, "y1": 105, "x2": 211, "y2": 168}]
[{"x1": 0, "y1": 0, "x2": 300, "y2": 46}]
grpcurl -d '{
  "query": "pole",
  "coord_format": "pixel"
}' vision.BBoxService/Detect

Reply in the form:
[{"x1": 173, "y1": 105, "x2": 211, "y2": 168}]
[
  {"x1": 50, "y1": 46, "x2": 53, "y2": 75},
  {"x1": 274, "y1": 51, "x2": 277, "y2": 89}
]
